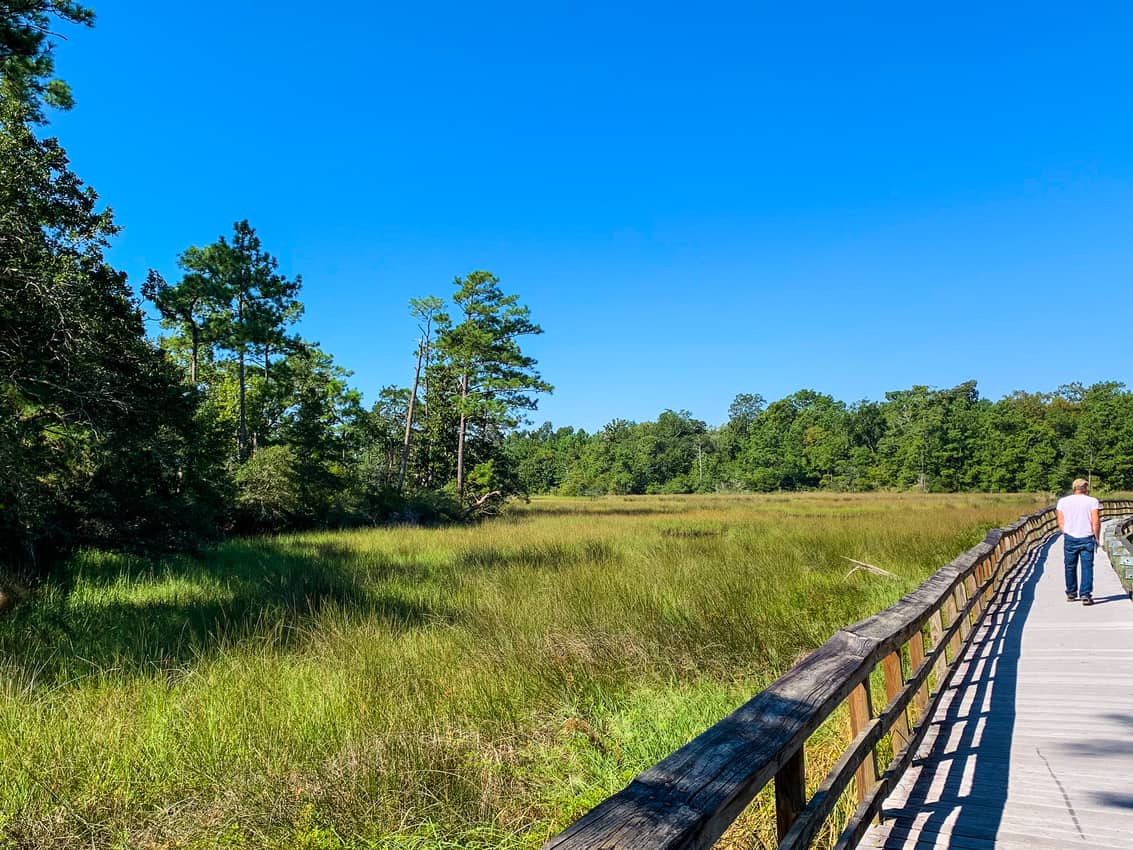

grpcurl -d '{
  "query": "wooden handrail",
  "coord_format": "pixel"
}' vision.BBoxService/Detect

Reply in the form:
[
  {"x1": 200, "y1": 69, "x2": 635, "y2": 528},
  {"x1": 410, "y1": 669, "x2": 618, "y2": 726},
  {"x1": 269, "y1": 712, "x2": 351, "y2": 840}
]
[
  {"x1": 544, "y1": 499, "x2": 1133, "y2": 850},
  {"x1": 1116, "y1": 514, "x2": 1133, "y2": 538}
]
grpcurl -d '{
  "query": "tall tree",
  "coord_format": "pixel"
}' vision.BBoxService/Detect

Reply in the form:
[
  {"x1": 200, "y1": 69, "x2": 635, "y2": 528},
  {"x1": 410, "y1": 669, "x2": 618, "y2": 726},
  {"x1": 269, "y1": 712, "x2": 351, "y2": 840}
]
[
  {"x1": 979, "y1": 391, "x2": 1058, "y2": 491},
  {"x1": 398, "y1": 296, "x2": 445, "y2": 491},
  {"x1": 1, "y1": 2, "x2": 214, "y2": 572},
  {"x1": 141, "y1": 268, "x2": 218, "y2": 384},
  {"x1": 437, "y1": 271, "x2": 551, "y2": 499},
  {"x1": 173, "y1": 221, "x2": 302, "y2": 460},
  {"x1": 274, "y1": 346, "x2": 364, "y2": 525},
  {"x1": 878, "y1": 385, "x2": 944, "y2": 491},
  {"x1": 1064, "y1": 382, "x2": 1133, "y2": 489}
]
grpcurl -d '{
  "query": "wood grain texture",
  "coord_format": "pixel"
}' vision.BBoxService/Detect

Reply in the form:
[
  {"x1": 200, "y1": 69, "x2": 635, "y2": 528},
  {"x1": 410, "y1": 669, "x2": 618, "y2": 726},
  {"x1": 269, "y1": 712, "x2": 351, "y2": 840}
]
[
  {"x1": 882, "y1": 652, "x2": 910, "y2": 751},
  {"x1": 907, "y1": 633, "x2": 927, "y2": 718},
  {"x1": 847, "y1": 682, "x2": 875, "y2": 804},
  {"x1": 775, "y1": 748, "x2": 806, "y2": 840}
]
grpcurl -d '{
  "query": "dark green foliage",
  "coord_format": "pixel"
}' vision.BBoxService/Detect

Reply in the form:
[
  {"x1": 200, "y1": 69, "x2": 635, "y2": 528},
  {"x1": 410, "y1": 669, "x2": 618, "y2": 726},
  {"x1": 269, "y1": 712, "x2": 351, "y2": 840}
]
[
  {"x1": 1, "y1": 2, "x2": 216, "y2": 576},
  {"x1": 978, "y1": 392, "x2": 1055, "y2": 491},
  {"x1": 234, "y1": 444, "x2": 301, "y2": 529},
  {"x1": 515, "y1": 381, "x2": 1133, "y2": 497},
  {"x1": 0, "y1": 2, "x2": 93, "y2": 117},
  {"x1": 352, "y1": 484, "x2": 464, "y2": 525},
  {"x1": 506, "y1": 423, "x2": 589, "y2": 494},
  {"x1": 536, "y1": 411, "x2": 710, "y2": 496}
]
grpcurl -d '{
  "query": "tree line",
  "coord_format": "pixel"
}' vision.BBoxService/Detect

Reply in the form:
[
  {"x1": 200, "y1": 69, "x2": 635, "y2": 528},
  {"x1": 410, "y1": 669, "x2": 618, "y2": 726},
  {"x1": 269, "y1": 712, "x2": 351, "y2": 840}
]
[{"x1": 504, "y1": 381, "x2": 1133, "y2": 497}]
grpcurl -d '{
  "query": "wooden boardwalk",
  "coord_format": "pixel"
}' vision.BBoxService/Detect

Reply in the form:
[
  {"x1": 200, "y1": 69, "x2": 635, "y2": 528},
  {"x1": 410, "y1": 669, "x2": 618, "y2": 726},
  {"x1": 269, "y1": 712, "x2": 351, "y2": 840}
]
[{"x1": 863, "y1": 527, "x2": 1133, "y2": 849}]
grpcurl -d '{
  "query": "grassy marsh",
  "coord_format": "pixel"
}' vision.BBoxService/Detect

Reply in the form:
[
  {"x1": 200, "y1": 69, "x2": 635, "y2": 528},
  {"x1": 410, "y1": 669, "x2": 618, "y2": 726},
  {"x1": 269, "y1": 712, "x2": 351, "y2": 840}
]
[{"x1": 0, "y1": 493, "x2": 1050, "y2": 849}]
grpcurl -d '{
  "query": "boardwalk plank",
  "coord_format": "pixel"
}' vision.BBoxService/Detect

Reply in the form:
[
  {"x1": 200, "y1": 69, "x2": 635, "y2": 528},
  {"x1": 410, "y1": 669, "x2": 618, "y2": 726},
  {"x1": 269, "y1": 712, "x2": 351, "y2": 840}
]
[{"x1": 865, "y1": 819, "x2": 1133, "y2": 850}]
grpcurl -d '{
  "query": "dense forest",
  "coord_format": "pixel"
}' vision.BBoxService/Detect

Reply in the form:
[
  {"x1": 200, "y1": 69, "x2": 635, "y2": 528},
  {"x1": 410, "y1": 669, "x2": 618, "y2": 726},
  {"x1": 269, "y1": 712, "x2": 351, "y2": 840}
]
[
  {"x1": 2, "y1": 4, "x2": 1131, "y2": 581},
  {"x1": 505, "y1": 381, "x2": 1133, "y2": 496}
]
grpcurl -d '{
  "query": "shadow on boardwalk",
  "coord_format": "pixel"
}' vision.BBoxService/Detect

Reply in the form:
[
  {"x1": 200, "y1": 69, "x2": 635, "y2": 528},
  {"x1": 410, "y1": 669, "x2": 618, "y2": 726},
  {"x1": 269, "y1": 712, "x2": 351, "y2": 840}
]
[{"x1": 878, "y1": 536, "x2": 1053, "y2": 848}]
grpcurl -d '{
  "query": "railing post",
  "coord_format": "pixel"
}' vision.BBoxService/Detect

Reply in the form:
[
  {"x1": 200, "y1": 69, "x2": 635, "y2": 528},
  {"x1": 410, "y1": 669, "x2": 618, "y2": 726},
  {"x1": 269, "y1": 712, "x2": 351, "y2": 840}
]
[
  {"x1": 848, "y1": 680, "x2": 876, "y2": 803},
  {"x1": 976, "y1": 552, "x2": 992, "y2": 608},
  {"x1": 991, "y1": 537, "x2": 1005, "y2": 581},
  {"x1": 907, "y1": 629, "x2": 928, "y2": 719},
  {"x1": 775, "y1": 747, "x2": 806, "y2": 841},
  {"x1": 882, "y1": 651, "x2": 911, "y2": 751},
  {"x1": 1005, "y1": 532, "x2": 1019, "y2": 571},
  {"x1": 928, "y1": 609, "x2": 946, "y2": 692},
  {"x1": 954, "y1": 583, "x2": 971, "y2": 642},
  {"x1": 944, "y1": 594, "x2": 961, "y2": 661},
  {"x1": 964, "y1": 570, "x2": 979, "y2": 616}
]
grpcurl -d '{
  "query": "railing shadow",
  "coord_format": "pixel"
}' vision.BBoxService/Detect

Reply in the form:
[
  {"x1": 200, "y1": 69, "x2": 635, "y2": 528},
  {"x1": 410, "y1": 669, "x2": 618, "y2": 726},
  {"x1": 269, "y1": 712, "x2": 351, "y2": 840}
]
[{"x1": 878, "y1": 536, "x2": 1052, "y2": 847}]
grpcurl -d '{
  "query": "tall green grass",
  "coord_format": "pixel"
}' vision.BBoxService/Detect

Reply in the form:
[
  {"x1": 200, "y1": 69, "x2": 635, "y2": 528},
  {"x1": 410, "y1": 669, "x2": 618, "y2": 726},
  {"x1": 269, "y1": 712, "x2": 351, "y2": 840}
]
[{"x1": 0, "y1": 493, "x2": 1048, "y2": 849}]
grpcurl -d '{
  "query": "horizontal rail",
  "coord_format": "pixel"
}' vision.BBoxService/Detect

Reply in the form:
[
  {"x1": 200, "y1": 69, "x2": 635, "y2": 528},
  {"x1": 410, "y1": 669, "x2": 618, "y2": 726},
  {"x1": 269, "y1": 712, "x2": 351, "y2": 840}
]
[
  {"x1": 1102, "y1": 499, "x2": 1133, "y2": 523},
  {"x1": 1105, "y1": 507, "x2": 1133, "y2": 596},
  {"x1": 543, "y1": 499, "x2": 1133, "y2": 850}
]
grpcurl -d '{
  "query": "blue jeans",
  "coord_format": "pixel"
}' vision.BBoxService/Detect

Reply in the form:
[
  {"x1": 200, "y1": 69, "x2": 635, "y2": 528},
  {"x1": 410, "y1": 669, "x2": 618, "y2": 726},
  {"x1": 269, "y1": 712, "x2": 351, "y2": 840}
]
[{"x1": 1064, "y1": 534, "x2": 1096, "y2": 597}]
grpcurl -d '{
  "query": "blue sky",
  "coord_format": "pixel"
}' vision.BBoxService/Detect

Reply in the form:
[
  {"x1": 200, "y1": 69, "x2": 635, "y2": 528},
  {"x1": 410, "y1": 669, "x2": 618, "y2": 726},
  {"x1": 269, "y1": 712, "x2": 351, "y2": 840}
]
[{"x1": 47, "y1": 1, "x2": 1133, "y2": 431}]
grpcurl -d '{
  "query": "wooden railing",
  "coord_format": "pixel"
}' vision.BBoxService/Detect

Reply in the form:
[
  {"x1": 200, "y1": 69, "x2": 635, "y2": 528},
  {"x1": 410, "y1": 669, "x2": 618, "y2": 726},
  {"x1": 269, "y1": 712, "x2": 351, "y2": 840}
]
[
  {"x1": 1109, "y1": 511, "x2": 1133, "y2": 595},
  {"x1": 1117, "y1": 514, "x2": 1133, "y2": 539},
  {"x1": 544, "y1": 499, "x2": 1133, "y2": 850}
]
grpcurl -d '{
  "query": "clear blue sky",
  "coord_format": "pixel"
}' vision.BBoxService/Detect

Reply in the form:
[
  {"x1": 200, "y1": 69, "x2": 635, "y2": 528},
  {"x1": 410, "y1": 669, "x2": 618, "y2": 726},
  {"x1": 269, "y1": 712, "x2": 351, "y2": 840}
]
[{"x1": 48, "y1": 1, "x2": 1133, "y2": 431}]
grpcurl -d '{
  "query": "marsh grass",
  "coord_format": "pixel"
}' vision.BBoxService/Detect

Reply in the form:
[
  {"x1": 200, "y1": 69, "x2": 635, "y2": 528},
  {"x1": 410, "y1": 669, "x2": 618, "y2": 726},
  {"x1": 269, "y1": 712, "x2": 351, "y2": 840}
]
[{"x1": 0, "y1": 493, "x2": 1049, "y2": 849}]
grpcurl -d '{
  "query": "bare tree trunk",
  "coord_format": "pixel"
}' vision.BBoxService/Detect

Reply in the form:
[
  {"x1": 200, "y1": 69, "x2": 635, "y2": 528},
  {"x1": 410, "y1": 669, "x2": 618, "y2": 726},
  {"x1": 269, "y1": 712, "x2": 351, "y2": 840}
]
[
  {"x1": 238, "y1": 348, "x2": 247, "y2": 459},
  {"x1": 254, "y1": 344, "x2": 271, "y2": 455},
  {"x1": 422, "y1": 336, "x2": 431, "y2": 424},
  {"x1": 398, "y1": 343, "x2": 424, "y2": 492},
  {"x1": 190, "y1": 324, "x2": 200, "y2": 385},
  {"x1": 237, "y1": 295, "x2": 248, "y2": 460},
  {"x1": 456, "y1": 373, "x2": 468, "y2": 499}
]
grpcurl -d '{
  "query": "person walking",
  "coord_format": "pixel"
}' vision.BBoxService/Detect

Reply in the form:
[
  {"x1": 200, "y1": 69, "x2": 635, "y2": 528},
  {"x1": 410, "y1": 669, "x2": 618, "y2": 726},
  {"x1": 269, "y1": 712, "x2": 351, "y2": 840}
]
[{"x1": 1057, "y1": 478, "x2": 1101, "y2": 605}]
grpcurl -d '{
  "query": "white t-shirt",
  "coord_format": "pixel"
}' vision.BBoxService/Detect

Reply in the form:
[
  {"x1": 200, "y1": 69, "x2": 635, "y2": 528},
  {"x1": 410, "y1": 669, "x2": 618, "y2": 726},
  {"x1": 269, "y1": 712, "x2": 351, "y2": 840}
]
[{"x1": 1057, "y1": 493, "x2": 1100, "y2": 538}]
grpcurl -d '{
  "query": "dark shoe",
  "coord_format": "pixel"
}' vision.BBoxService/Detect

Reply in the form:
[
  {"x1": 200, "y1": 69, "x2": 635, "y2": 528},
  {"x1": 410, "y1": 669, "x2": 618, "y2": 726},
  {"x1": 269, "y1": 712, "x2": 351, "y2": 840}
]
[
  {"x1": 1066, "y1": 593, "x2": 1078, "y2": 601},
  {"x1": 1081, "y1": 595, "x2": 1094, "y2": 606}
]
